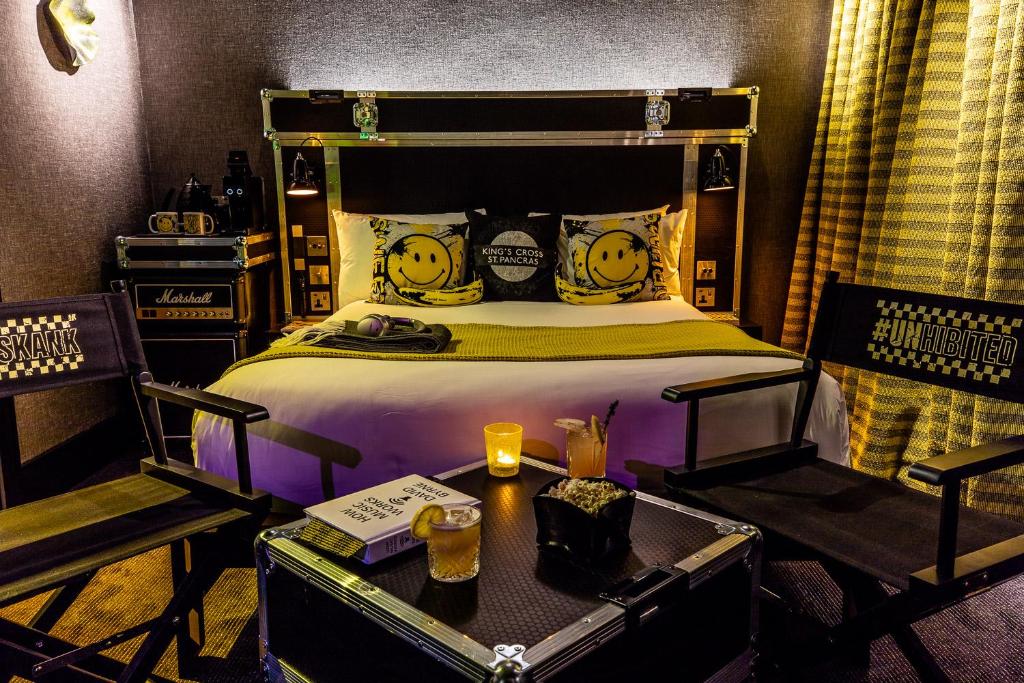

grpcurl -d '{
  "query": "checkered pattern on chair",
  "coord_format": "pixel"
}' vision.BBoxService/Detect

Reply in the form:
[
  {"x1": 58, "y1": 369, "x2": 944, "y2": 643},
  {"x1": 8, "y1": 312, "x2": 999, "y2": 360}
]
[{"x1": 0, "y1": 315, "x2": 85, "y2": 381}]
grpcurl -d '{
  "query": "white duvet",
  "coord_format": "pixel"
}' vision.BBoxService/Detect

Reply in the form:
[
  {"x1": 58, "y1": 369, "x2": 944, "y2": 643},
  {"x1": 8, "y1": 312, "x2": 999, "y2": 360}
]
[{"x1": 194, "y1": 298, "x2": 850, "y2": 505}]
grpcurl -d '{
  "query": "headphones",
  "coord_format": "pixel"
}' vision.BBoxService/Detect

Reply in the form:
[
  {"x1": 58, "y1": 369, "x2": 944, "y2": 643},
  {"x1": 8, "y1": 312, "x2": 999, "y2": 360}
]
[{"x1": 356, "y1": 314, "x2": 427, "y2": 337}]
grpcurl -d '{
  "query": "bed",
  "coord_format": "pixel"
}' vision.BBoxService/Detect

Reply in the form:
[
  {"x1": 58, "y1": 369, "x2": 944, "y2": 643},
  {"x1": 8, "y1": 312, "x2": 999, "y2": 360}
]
[{"x1": 193, "y1": 297, "x2": 849, "y2": 506}]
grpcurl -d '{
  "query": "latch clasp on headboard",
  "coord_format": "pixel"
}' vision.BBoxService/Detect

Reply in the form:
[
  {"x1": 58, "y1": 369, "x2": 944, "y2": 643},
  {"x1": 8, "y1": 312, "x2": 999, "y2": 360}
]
[
  {"x1": 645, "y1": 90, "x2": 670, "y2": 131},
  {"x1": 353, "y1": 92, "x2": 379, "y2": 134}
]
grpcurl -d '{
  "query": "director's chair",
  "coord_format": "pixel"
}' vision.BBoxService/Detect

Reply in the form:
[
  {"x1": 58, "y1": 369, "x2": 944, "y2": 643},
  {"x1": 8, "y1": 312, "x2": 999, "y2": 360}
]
[
  {"x1": 0, "y1": 283, "x2": 271, "y2": 681},
  {"x1": 662, "y1": 272, "x2": 1024, "y2": 681}
]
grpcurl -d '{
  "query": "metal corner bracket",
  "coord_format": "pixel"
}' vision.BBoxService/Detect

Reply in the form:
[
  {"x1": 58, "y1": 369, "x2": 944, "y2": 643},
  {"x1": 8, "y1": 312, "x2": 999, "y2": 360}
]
[
  {"x1": 490, "y1": 644, "x2": 528, "y2": 679},
  {"x1": 744, "y1": 124, "x2": 757, "y2": 137},
  {"x1": 260, "y1": 88, "x2": 273, "y2": 101},
  {"x1": 747, "y1": 86, "x2": 759, "y2": 98}
]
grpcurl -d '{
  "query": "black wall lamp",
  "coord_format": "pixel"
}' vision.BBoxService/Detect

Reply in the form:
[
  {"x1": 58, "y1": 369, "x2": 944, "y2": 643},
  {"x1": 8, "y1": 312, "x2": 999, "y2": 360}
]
[
  {"x1": 702, "y1": 145, "x2": 735, "y2": 192},
  {"x1": 286, "y1": 137, "x2": 323, "y2": 197}
]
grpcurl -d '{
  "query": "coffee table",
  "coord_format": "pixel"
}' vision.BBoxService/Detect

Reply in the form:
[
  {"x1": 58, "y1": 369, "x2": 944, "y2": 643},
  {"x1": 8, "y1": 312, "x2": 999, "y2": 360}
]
[{"x1": 257, "y1": 457, "x2": 761, "y2": 682}]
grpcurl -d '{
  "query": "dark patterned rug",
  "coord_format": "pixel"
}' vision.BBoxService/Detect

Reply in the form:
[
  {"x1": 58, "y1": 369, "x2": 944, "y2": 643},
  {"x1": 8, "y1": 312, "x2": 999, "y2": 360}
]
[{"x1": 1, "y1": 549, "x2": 1021, "y2": 682}]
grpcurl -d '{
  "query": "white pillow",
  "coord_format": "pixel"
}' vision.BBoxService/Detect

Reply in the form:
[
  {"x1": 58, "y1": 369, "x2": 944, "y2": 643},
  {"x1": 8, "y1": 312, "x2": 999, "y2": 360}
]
[
  {"x1": 553, "y1": 207, "x2": 689, "y2": 296},
  {"x1": 332, "y1": 210, "x2": 481, "y2": 307}
]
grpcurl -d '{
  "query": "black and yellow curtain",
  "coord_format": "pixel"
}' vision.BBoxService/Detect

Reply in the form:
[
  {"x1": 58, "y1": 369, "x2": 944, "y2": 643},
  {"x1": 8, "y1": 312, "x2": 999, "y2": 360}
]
[{"x1": 783, "y1": 0, "x2": 1024, "y2": 519}]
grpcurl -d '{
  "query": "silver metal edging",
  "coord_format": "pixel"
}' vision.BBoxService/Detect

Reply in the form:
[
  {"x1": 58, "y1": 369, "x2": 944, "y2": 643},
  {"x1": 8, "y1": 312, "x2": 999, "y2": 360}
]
[
  {"x1": 120, "y1": 235, "x2": 269, "y2": 247},
  {"x1": 733, "y1": 142, "x2": 749, "y2": 320},
  {"x1": 278, "y1": 137, "x2": 748, "y2": 149},
  {"x1": 633, "y1": 487, "x2": 747, "y2": 530},
  {"x1": 243, "y1": 232, "x2": 275, "y2": 245},
  {"x1": 265, "y1": 537, "x2": 496, "y2": 678},
  {"x1": 675, "y1": 533, "x2": 751, "y2": 589},
  {"x1": 275, "y1": 129, "x2": 747, "y2": 141},
  {"x1": 433, "y1": 458, "x2": 490, "y2": 481},
  {"x1": 120, "y1": 260, "x2": 240, "y2": 270},
  {"x1": 324, "y1": 147, "x2": 343, "y2": 306},
  {"x1": 521, "y1": 603, "x2": 624, "y2": 678},
  {"x1": 680, "y1": 144, "x2": 699, "y2": 304},
  {"x1": 272, "y1": 143, "x2": 292, "y2": 321},
  {"x1": 263, "y1": 87, "x2": 756, "y2": 100}
]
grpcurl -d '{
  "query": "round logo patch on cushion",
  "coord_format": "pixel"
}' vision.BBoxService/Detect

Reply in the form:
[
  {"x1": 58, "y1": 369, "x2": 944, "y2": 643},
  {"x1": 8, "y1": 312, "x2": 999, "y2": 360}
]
[{"x1": 468, "y1": 212, "x2": 561, "y2": 301}]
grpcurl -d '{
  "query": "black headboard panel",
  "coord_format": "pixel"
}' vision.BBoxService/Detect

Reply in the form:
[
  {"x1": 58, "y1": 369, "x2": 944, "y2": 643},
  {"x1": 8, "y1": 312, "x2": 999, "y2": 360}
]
[
  {"x1": 264, "y1": 88, "x2": 756, "y2": 320},
  {"x1": 338, "y1": 146, "x2": 683, "y2": 216}
]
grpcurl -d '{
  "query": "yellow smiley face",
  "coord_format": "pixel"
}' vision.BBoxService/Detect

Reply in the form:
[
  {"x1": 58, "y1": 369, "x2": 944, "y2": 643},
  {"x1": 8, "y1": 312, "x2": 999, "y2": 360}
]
[
  {"x1": 585, "y1": 230, "x2": 650, "y2": 287},
  {"x1": 385, "y1": 234, "x2": 453, "y2": 289}
]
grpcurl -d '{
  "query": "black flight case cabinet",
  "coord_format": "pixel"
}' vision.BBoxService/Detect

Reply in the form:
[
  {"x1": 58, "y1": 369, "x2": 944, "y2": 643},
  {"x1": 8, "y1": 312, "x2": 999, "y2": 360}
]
[
  {"x1": 256, "y1": 457, "x2": 761, "y2": 682},
  {"x1": 116, "y1": 232, "x2": 277, "y2": 440}
]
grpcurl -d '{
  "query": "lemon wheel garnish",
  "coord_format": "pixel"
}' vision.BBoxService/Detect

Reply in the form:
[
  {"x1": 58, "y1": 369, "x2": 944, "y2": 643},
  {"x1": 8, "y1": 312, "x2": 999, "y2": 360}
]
[{"x1": 410, "y1": 504, "x2": 445, "y2": 540}]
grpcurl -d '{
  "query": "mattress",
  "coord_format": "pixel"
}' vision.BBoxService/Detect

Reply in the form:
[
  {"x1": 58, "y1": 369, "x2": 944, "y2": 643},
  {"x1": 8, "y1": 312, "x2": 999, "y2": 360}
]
[{"x1": 193, "y1": 298, "x2": 850, "y2": 506}]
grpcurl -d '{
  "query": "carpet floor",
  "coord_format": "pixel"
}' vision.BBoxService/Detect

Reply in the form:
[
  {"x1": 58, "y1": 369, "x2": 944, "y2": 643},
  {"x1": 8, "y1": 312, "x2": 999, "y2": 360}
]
[{"x1": 1, "y1": 546, "x2": 1022, "y2": 682}]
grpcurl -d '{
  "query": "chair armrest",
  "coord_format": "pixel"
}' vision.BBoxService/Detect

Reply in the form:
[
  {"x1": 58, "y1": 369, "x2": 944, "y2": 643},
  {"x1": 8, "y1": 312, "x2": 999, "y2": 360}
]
[
  {"x1": 908, "y1": 435, "x2": 1024, "y2": 486},
  {"x1": 662, "y1": 360, "x2": 814, "y2": 403},
  {"x1": 140, "y1": 381, "x2": 269, "y2": 424}
]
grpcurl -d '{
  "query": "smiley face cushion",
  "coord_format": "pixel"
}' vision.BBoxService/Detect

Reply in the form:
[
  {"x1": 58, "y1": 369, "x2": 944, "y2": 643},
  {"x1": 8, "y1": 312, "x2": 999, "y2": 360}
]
[
  {"x1": 369, "y1": 217, "x2": 478, "y2": 306},
  {"x1": 561, "y1": 211, "x2": 671, "y2": 302}
]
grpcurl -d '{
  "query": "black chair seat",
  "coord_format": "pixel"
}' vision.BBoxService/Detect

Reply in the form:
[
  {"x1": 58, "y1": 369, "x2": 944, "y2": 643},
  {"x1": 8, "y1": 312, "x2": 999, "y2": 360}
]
[
  {"x1": 676, "y1": 459, "x2": 1024, "y2": 590},
  {"x1": 0, "y1": 474, "x2": 248, "y2": 605}
]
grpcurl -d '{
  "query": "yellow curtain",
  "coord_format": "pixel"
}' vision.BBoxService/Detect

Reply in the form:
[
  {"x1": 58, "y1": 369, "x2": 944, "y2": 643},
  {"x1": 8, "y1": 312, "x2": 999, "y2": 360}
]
[{"x1": 783, "y1": 0, "x2": 1024, "y2": 519}]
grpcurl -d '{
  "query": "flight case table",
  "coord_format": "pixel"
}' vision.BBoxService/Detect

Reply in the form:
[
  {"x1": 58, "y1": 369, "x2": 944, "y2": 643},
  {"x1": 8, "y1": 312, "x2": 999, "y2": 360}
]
[{"x1": 256, "y1": 457, "x2": 761, "y2": 682}]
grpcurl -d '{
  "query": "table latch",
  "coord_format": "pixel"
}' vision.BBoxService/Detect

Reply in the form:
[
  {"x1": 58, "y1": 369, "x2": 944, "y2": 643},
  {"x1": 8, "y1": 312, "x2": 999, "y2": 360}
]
[{"x1": 599, "y1": 564, "x2": 689, "y2": 629}]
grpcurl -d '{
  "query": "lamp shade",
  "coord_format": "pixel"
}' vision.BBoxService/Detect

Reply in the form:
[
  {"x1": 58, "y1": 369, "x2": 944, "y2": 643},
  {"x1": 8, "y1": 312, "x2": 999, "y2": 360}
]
[
  {"x1": 702, "y1": 147, "x2": 735, "y2": 192},
  {"x1": 286, "y1": 152, "x2": 319, "y2": 196}
]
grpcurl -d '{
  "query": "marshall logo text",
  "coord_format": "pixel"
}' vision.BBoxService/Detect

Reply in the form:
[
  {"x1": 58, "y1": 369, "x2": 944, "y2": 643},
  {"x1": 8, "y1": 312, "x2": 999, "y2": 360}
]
[
  {"x1": 155, "y1": 288, "x2": 214, "y2": 305},
  {"x1": 0, "y1": 314, "x2": 85, "y2": 381}
]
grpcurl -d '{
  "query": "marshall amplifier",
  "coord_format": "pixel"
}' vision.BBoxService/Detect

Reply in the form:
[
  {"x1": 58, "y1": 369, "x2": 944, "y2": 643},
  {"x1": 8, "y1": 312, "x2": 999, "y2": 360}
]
[
  {"x1": 141, "y1": 332, "x2": 247, "y2": 439},
  {"x1": 134, "y1": 277, "x2": 249, "y2": 326}
]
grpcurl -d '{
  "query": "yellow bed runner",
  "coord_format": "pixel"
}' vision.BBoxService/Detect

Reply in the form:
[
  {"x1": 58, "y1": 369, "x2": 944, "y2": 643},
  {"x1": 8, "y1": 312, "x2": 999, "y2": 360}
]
[{"x1": 225, "y1": 320, "x2": 803, "y2": 375}]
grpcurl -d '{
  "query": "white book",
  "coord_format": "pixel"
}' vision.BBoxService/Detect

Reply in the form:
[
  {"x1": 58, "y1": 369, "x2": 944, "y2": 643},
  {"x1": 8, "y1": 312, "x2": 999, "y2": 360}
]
[{"x1": 303, "y1": 474, "x2": 481, "y2": 564}]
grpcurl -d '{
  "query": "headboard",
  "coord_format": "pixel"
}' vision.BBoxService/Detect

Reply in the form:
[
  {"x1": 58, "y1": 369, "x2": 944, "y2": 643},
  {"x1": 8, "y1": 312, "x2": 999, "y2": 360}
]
[{"x1": 261, "y1": 88, "x2": 758, "y2": 321}]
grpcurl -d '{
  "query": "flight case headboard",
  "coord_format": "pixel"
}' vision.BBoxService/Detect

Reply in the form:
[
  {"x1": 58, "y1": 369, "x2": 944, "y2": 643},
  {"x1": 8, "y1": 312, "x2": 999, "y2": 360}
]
[{"x1": 261, "y1": 87, "x2": 758, "y2": 321}]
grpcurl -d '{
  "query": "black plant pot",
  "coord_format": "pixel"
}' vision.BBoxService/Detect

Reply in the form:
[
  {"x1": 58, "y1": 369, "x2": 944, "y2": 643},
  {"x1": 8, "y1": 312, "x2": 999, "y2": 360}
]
[{"x1": 532, "y1": 477, "x2": 636, "y2": 562}]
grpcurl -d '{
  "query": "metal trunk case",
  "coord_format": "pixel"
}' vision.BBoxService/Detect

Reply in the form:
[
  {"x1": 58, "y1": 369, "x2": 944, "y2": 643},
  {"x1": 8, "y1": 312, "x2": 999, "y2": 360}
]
[{"x1": 256, "y1": 458, "x2": 760, "y2": 682}]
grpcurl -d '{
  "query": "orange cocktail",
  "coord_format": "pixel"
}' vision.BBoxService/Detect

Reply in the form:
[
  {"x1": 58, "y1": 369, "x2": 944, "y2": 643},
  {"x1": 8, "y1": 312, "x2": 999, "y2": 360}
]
[
  {"x1": 566, "y1": 428, "x2": 608, "y2": 478},
  {"x1": 426, "y1": 504, "x2": 482, "y2": 582}
]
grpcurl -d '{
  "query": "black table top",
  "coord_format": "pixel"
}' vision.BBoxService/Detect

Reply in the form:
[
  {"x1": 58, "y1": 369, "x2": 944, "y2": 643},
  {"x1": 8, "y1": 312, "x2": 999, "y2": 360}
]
[{"x1": 331, "y1": 460, "x2": 730, "y2": 649}]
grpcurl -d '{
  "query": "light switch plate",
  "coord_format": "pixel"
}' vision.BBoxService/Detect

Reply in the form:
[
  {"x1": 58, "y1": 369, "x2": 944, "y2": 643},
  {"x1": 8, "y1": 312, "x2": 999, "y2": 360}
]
[
  {"x1": 310, "y1": 291, "x2": 331, "y2": 311},
  {"x1": 309, "y1": 265, "x2": 330, "y2": 285},
  {"x1": 306, "y1": 236, "x2": 328, "y2": 257},
  {"x1": 696, "y1": 260, "x2": 717, "y2": 280},
  {"x1": 695, "y1": 287, "x2": 715, "y2": 307},
  {"x1": 291, "y1": 224, "x2": 304, "y2": 237}
]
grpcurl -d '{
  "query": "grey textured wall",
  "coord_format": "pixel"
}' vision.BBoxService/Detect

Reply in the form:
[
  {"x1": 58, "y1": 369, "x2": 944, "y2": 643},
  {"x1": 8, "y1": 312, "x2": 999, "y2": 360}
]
[
  {"x1": 0, "y1": 0, "x2": 152, "y2": 460},
  {"x1": 133, "y1": 0, "x2": 832, "y2": 342}
]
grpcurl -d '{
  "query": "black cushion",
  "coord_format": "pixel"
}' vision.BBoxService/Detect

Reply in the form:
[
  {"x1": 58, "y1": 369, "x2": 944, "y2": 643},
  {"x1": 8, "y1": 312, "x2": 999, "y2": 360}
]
[
  {"x1": 467, "y1": 211, "x2": 561, "y2": 301},
  {"x1": 674, "y1": 459, "x2": 1024, "y2": 590}
]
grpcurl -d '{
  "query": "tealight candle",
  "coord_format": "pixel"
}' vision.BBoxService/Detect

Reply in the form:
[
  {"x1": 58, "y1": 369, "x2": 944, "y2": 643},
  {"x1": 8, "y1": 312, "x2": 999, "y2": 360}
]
[{"x1": 484, "y1": 422, "x2": 523, "y2": 477}]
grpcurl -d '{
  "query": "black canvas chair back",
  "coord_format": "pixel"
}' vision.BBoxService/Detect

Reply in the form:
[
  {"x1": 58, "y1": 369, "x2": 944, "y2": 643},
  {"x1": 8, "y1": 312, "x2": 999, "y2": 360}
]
[
  {"x1": 0, "y1": 284, "x2": 270, "y2": 681},
  {"x1": 809, "y1": 271, "x2": 1024, "y2": 402},
  {"x1": 661, "y1": 272, "x2": 1024, "y2": 682},
  {"x1": 0, "y1": 285, "x2": 147, "y2": 400}
]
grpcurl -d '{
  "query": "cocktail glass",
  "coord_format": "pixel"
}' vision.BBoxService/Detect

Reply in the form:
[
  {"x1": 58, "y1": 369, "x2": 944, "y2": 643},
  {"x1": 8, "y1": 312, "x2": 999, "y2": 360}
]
[
  {"x1": 566, "y1": 429, "x2": 608, "y2": 478},
  {"x1": 427, "y1": 503, "x2": 482, "y2": 582}
]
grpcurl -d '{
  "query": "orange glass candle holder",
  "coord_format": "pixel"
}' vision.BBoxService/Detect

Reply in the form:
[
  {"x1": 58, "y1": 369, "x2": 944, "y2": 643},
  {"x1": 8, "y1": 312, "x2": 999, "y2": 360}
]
[{"x1": 484, "y1": 422, "x2": 523, "y2": 477}]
